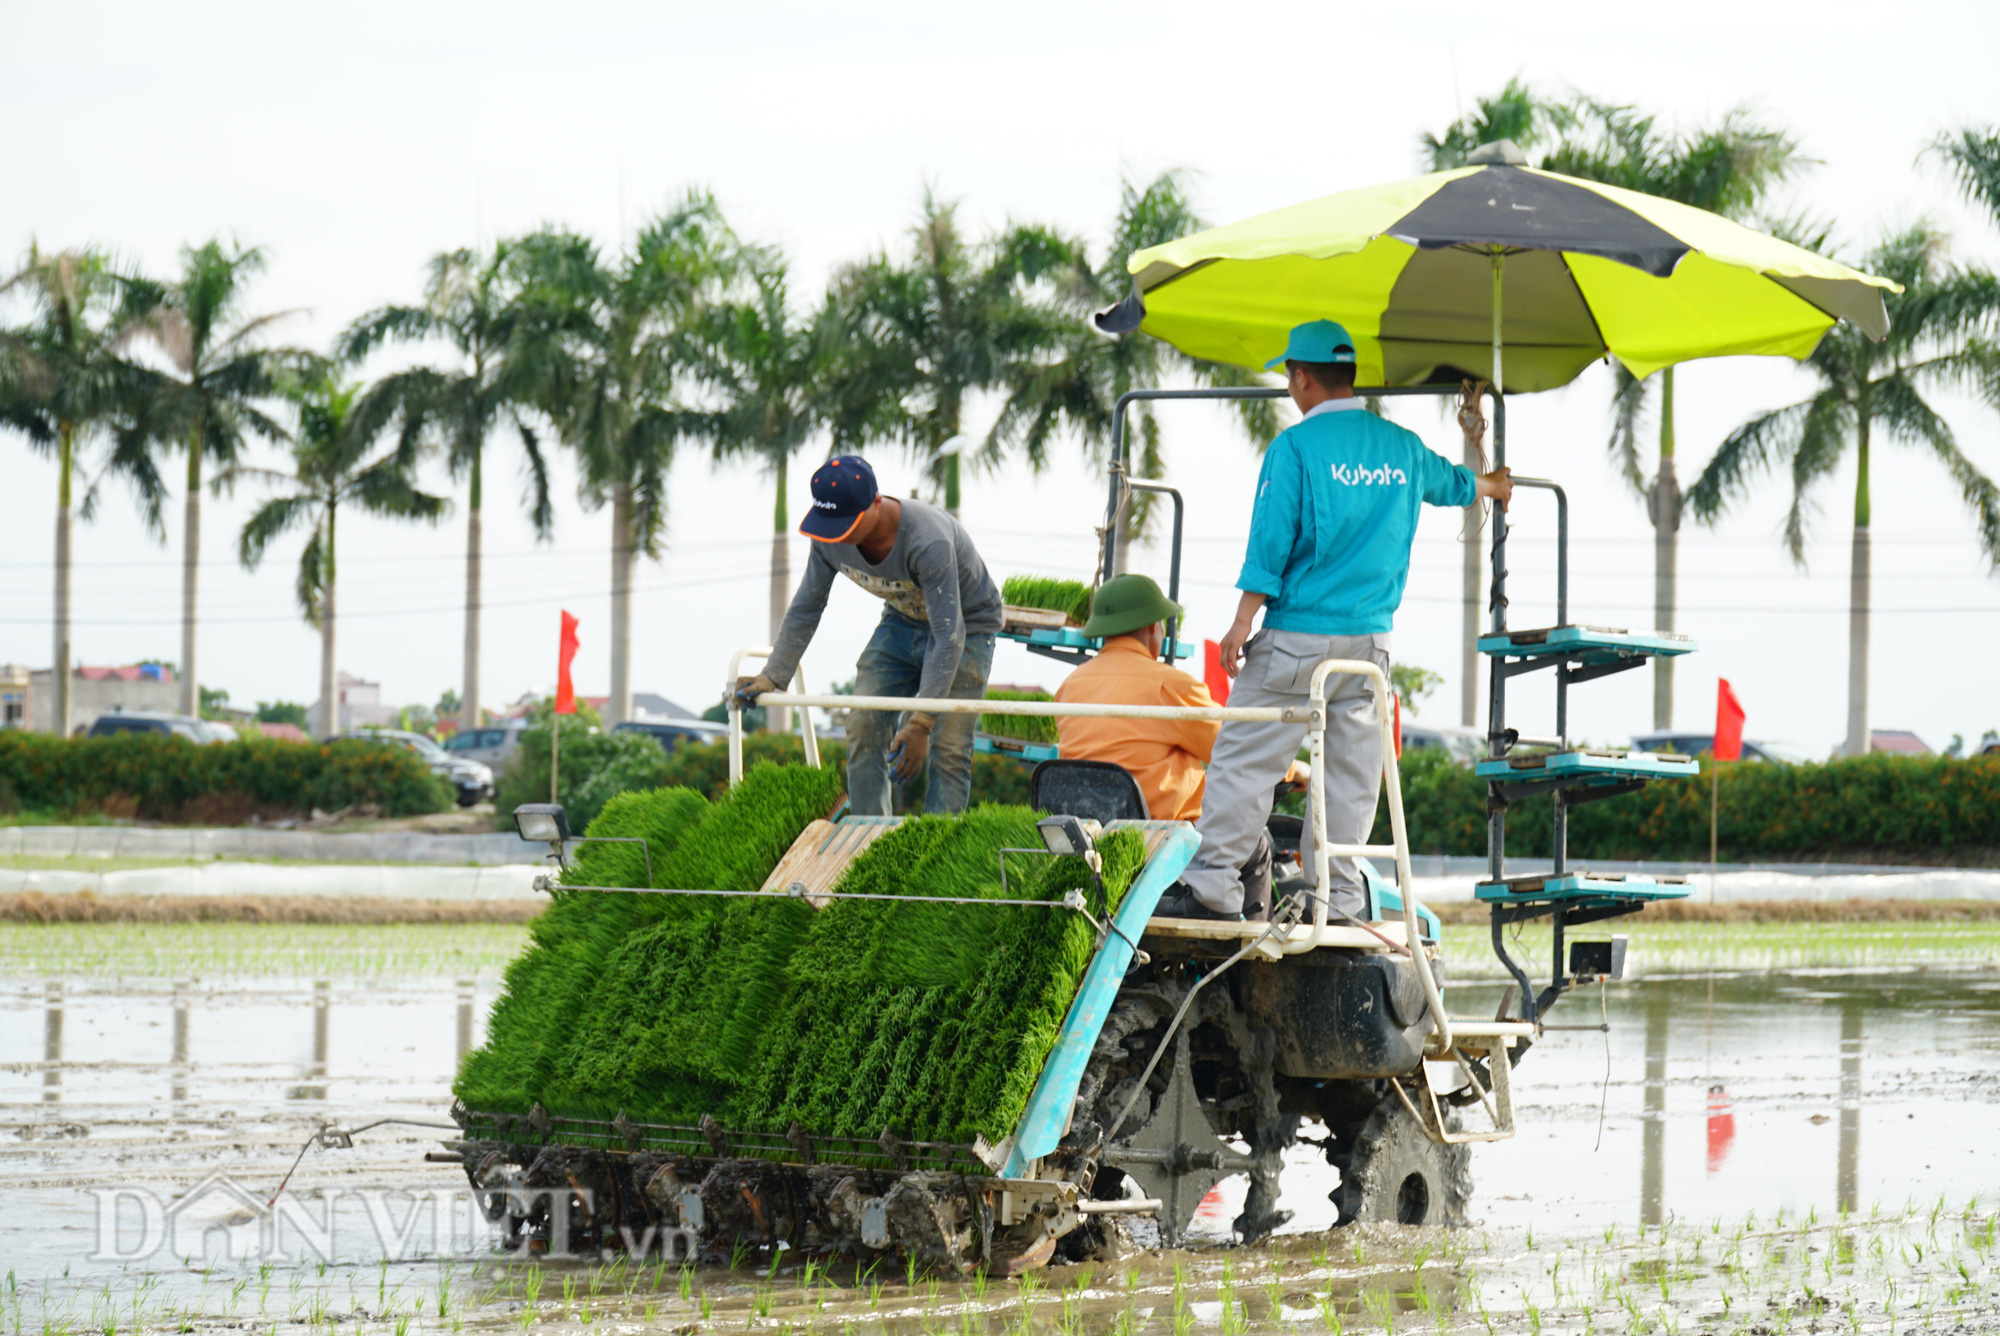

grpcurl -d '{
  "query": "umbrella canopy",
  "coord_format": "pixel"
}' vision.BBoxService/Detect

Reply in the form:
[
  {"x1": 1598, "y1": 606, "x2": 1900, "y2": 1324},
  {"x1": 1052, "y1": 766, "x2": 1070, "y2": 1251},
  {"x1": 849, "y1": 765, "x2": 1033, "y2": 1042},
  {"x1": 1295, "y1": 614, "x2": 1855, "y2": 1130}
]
[{"x1": 1101, "y1": 151, "x2": 1897, "y2": 392}]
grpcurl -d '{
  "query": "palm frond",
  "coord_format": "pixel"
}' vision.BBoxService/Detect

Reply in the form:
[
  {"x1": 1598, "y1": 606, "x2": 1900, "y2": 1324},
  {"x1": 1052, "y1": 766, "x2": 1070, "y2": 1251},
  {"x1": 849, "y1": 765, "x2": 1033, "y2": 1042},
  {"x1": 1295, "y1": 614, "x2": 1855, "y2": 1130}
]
[
  {"x1": 1607, "y1": 364, "x2": 1650, "y2": 492},
  {"x1": 1926, "y1": 124, "x2": 2000, "y2": 231},
  {"x1": 1687, "y1": 395, "x2": 1817, "y2": 523},
  {"x1": 239, "y1": 493, "x2": 317, "y2": 570}
]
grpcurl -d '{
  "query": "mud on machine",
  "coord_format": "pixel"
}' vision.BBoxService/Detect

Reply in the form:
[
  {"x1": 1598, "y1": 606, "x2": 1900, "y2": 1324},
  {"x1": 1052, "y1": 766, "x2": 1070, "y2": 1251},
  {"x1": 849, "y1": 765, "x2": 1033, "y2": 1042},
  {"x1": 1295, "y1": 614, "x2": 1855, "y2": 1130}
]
[{"x1": 438, "y1": 383, "x2": 1694, "y2": 1269}]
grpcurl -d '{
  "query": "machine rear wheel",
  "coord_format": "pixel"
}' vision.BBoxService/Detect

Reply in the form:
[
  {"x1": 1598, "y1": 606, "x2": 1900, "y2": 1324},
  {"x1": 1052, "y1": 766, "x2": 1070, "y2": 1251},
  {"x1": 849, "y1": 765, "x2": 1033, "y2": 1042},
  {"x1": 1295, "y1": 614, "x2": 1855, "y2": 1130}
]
[{"x1": 1330, "y1": 1093, "x2": 1471, "y2": 1227}]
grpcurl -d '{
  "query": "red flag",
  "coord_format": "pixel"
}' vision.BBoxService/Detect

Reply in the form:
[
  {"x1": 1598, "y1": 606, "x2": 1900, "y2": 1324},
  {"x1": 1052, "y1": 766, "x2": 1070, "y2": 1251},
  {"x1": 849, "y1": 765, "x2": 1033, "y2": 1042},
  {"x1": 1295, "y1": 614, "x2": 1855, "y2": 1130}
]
[
  {"x1": 555, "y1": 611, "x2": 581, "y2": 715},
  {"x1": 1203, "y1": 639, "x2": 1231, "y2": 706},
  {"x1": 1714, "y1": 679, "x2": 1745, "y2": 761}
]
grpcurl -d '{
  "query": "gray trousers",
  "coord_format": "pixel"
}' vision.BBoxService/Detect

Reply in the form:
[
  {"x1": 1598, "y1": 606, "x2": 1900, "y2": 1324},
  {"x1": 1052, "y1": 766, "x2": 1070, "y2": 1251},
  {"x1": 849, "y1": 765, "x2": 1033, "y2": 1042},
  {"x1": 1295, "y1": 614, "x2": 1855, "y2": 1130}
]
[{"x1": 1181, "y1": 629, "x2": 1391, "y2": 917}]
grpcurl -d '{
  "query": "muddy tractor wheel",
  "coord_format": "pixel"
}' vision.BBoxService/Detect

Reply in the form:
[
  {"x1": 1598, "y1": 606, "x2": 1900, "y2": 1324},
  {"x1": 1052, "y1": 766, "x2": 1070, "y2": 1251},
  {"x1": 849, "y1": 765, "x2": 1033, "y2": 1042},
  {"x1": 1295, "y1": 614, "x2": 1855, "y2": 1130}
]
[{"x1": 1330, "y1": 1094, "x2": 1472, "y2": 1228}]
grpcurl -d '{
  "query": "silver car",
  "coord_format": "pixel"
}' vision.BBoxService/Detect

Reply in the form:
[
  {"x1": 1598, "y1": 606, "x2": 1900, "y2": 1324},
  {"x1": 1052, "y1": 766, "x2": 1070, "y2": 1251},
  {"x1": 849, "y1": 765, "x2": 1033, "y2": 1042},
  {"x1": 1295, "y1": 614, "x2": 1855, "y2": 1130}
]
[
  {"x1": 331, "y1": 728, "x2": 495, "y2": 806},
  {"x1": 443, "y1": 722, "x2": 529, "y2": 770}
]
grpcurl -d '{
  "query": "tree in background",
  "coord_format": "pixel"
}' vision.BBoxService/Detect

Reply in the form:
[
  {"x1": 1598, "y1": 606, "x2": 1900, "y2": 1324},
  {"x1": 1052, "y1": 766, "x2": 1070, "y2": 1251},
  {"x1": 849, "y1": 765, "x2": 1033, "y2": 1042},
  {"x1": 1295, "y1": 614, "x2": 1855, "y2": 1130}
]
[
  {"x1": 1689, "y1": 223, "x2": 2000, "y2": 757},
  {"x1": 236, "y1": 376, "x2": 449, "y2": 738},
  {"x1": 1420, "y1": 80, "x2": 1575, "y2": 730},
  {"x1": 683, "y1": 248, "x2": 831, "y2": 735},
  {"x1": 120, "y1": 239, "x2": 311, "y2": 718},
  {"x1": 256, "y1": 700, "x2": 311, "y2": 728},
  {"x1": 988, "y1": 171, "x2": 1278, "y2": 566},
  {"x1": 531, "y1": 193, "x2": 743, "y2": 726},
  {"x1": 834, "y1": 191, "x2": 1075, "y2": 516},
  {"x1": 1390, "y1": 663, "x2": 1445, "y2": 715},
  {"x1": 339, "y1": 243, "x2": 558, "y2": 733},
  {"x1": 0, "y1": 246, "x2": 164, "y2": 736},
  {"x1": 1543, "y1": 103, "x2": 1806, "y2": 730}
]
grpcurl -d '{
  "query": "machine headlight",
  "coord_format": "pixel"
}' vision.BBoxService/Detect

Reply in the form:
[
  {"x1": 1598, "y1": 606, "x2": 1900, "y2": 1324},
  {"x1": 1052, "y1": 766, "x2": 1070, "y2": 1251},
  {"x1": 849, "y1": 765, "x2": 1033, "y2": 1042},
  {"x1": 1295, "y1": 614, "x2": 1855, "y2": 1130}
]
[
  {"x1": 1036, "y1": 815, "x2": 1101, "y2": 858},
  {"x1": 513, "y1": 804, "x2": 570, "y2": 845}
]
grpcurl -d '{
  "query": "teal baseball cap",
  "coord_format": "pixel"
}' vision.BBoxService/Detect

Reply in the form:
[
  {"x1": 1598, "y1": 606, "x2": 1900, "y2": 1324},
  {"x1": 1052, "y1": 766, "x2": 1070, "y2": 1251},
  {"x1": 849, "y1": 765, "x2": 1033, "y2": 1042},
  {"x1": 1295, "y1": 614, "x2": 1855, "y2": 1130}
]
[{"x1": 1265, "y1": 319, "x2": 1358, "y2": 370}]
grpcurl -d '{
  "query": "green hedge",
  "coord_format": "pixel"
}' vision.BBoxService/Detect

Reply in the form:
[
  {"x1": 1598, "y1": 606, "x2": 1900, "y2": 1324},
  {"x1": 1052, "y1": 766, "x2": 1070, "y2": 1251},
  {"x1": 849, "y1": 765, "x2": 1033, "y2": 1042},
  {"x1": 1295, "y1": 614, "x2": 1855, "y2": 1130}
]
[
  {"x1": 495, "y1": 727, "x2": 1035, "y2": 827},
  {"x1": 0, "y1": 731, "x2": 452, "y2": 820},
  {"x1": 1374, "y1": 749, "x2": 2000, "y2": 862}
]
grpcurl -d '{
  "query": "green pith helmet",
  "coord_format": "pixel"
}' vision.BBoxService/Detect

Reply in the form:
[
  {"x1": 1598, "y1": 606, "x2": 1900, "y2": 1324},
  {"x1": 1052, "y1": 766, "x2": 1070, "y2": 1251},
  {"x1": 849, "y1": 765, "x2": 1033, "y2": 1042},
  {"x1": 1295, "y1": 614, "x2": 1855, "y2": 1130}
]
[{"x1": 1082, "y1": 574, "x2": 1184, "y2": 641}]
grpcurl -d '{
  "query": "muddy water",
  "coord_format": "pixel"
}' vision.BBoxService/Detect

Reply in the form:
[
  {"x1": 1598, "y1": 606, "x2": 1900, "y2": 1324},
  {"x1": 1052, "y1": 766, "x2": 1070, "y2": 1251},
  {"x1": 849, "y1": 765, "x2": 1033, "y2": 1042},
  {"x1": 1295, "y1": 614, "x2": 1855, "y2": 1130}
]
[{"x1": 3, "y1": 963, "x2": 1997, "y2": 1329}]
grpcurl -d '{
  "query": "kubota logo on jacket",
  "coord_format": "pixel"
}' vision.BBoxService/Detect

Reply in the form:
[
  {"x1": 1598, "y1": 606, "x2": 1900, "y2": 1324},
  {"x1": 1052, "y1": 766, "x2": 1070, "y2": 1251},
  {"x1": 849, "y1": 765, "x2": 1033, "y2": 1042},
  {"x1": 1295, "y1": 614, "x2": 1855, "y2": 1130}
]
[{"x1": 1329, "y1": 462, "x2": 1409, "y2": 486}]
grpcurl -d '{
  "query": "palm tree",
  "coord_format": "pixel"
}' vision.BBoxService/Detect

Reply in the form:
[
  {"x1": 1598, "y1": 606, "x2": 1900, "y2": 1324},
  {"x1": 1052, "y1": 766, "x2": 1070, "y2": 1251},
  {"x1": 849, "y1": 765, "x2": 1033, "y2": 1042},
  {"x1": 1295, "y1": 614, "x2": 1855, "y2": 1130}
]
[
  {"x1": 119, "y1": 238, "x2": 309, "y2": 718},
  {"x1": 834, "y1": 190, "x2": 1076, "y2": 517},
  {"x1": 682, "y1": 248, "x2": 830, "y2": 735},
  {"x1": 1421, "y1": 80, "x2": 1575, "y2": 728},
  {"x1": 1419, "y1": 77, "x2": 1575, "y2": 171},
  {"x1": 1688, "y1": 223, "x2": 2000, "y2": 757},
  {"x1": 532, "y1": 192, "x2": 742, "y2": 725},
  {"x1": 338, "y1": 243, "x2": 557, "y2": 733},
  {"x1": 1543, "y1": 103, "x2": 1806, "y2": 729},
  {"x1": 987, "y1": 170, "x2": 1278, "y2": 567},
  {"x1": 0, "y1": 246, "x2": 164, "y2": 735},
  {"x1": 236, "y1": 375, "x2": 449, "y2": 738}
]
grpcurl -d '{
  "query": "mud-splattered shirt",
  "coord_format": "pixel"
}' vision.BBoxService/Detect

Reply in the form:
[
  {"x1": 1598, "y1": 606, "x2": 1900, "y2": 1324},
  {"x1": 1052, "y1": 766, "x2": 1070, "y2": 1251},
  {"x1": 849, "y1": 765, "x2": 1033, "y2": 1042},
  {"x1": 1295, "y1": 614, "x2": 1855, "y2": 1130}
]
[{"x1": 764, "y1": 498, "x2": 1002, "y2": 700}]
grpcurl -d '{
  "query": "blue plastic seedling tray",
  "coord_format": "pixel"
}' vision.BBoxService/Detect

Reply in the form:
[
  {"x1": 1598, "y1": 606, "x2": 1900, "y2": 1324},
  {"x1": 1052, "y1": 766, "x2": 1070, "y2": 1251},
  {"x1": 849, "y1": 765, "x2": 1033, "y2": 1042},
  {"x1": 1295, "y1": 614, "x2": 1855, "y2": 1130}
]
[
  {"x1": 974, "y1": 734, "x2": 1059, "y2": 763},
  {"x1": 1478, "y1": 624, "x2": 1696, "y2": 663},
  {"x1": 1000, "y1": 625, "x2": 1195, "y2": 659},
  {"x1": 1474, "y1": 870, "x2": 1692, "y2": 911},
  {"x1": 1476, "y1": 749, "x2": 1700, "y2": 785}
]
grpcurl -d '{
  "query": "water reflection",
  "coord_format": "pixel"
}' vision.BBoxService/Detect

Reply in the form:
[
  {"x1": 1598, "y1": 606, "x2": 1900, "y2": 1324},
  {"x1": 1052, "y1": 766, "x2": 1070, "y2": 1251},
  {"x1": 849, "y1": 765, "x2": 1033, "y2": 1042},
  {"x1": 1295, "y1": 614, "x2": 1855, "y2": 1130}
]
[
  {"x1": 1640, "y1": 995, "x2": 1666, "y2": 1226},
  {"x1": 171, "y1": 980, "x2": 190, "y2": 1106},
  {"x1": 1838, "y1": 1000, "x2": 1862, "y2": 1213},
  {"x1": 455, "y1": 978, "x2": 475, "y2": 1063},
  {"x1": 287, "y1": 979, "x2": 331, "y2": 1101},
  {"x1": 42, "y1": 980, "x2": 61, "y2": 1104}
]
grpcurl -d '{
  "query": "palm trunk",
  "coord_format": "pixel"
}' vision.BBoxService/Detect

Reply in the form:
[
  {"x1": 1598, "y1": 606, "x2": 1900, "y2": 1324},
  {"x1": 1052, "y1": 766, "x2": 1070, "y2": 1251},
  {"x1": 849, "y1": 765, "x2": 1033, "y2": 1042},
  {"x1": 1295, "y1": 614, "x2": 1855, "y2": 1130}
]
[
  {"x1": 767, "y1": 455, "x2": 791, "y2": 738},
  {"x1": 608, "y1": 485, "x2": 635, "y2": 726},
  {"x1": 319, "y1": 508, "x2": 338, "y2": 740},
  {"x1": 52, "y1": 423, "x2": 73, "y2": 737},
  {"x1": 1650, "y1": 367, "x2": 1680, "y2": 731},
  {"x1": 1844, "y1": 420, "x2": 1872, "y2": 758},
  {"x1": 461, "y1": 451, "x2": 483, "y2": 733},
  {"x1": 178, "y1": 438, "x2": 202, "y2": 718}
]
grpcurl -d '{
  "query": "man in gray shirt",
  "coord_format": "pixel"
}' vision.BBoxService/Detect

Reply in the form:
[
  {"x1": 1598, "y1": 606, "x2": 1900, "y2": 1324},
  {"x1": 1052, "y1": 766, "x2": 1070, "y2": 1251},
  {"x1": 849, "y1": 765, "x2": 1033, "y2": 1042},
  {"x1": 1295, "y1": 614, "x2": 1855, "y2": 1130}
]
[{"x1": 735, "y1": 455, "x2": 1001, "y2": 815}]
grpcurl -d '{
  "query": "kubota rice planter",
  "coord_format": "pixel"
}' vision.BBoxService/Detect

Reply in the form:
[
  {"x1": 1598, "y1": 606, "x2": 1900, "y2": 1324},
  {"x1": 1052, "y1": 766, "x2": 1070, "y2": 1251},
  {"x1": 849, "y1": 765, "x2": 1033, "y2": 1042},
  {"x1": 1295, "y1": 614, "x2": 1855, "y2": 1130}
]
[{"x1": 440, "y1": 383, "x2": 1694, "y2": 1270}]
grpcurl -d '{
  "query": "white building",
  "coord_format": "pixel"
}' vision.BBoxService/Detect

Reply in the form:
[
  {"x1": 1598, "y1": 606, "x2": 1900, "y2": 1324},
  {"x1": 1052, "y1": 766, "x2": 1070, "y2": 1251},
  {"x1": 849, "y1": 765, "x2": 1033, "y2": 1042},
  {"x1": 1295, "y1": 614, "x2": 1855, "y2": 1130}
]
[
  {"x1": 29, "y1": 664, "x2": 179, "y2": 735},
  {"x1": 310, "y1": 672, "x2": 401, "y2": 734}
]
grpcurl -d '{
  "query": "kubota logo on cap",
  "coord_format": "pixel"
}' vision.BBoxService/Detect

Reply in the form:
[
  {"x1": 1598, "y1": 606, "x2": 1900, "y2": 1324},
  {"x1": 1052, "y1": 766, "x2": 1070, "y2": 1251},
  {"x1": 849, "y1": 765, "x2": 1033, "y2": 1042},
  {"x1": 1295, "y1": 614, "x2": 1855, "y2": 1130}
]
[{"x1": 813, "y1": 498, "x2": 840, "y2": 510}]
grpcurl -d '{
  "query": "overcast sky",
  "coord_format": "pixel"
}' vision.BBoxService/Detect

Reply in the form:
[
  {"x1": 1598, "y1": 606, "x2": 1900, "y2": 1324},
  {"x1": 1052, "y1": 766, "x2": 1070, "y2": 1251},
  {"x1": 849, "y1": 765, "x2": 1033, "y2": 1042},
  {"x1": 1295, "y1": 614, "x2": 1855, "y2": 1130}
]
[{"x1": 4, "y1": 0, "x2": 1999, "y2": 755}]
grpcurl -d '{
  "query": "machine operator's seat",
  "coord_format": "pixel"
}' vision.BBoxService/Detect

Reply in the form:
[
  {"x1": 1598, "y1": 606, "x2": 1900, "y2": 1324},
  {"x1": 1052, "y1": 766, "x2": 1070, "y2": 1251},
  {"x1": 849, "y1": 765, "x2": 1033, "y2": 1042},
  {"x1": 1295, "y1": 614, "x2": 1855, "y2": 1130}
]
[{"x1": 1030, "y1": 759, "x2": 1149, "y2": 825}]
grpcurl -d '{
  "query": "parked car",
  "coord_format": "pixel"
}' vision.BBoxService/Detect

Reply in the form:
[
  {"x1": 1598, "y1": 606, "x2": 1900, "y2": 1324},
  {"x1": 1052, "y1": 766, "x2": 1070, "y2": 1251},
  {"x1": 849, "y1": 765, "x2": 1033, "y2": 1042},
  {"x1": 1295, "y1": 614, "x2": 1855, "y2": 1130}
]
[
  {"x1": 330, "y1": 728, "x2": 494, "y2": 806},
  {"x1": 1400, "y1": 720, "x2": 1484, "y2": 764},
  {"x1": 1632, "y1": 730, "x2": 1813, "y2": 763},
  {"x1": 613, "y1": 718, "x2": 732, "y2": 753},
  {"x1": 86, "y1": 711, "x2": 234, "y2": 744},
  {"x1": 443, "y1": 721, "x2": 529, "y2": 770}
]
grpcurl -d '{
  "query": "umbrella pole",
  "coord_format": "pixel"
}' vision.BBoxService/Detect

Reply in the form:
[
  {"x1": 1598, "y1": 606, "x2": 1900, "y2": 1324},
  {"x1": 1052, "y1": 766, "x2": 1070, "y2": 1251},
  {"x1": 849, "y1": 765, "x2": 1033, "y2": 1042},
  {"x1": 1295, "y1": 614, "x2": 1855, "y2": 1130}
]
[{"x1": 1491, "y1": 251, "x2": 1504, "y2": 392}]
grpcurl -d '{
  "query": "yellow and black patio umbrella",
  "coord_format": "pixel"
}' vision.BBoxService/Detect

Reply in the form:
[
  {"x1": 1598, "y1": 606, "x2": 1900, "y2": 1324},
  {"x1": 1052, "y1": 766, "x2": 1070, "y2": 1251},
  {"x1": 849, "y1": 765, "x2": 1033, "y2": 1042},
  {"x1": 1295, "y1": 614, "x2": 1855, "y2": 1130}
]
[{"x1": 1097, "y1": 144, "x2": 1897, "y2": 393}]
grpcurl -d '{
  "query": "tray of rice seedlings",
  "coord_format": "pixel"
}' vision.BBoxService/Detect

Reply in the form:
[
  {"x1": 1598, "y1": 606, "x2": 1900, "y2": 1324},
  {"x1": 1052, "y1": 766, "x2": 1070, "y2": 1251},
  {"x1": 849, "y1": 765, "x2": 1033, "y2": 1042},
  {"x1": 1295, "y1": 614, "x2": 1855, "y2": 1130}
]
[
  {"x1": 980, "y1": 688, "x2": 1057, "y2": 744},
  {"x1": 1001, "y1": 574, "x2": 1094, "y2": 632}
]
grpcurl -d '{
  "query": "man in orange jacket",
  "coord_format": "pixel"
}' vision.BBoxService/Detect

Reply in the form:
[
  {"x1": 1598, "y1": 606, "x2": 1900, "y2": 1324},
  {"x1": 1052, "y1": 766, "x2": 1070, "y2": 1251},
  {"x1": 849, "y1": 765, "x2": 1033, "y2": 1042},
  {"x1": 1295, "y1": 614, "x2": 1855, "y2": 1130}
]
[{"x1": 1054, "y1": 575, "x2": 1301, "y2": 917}]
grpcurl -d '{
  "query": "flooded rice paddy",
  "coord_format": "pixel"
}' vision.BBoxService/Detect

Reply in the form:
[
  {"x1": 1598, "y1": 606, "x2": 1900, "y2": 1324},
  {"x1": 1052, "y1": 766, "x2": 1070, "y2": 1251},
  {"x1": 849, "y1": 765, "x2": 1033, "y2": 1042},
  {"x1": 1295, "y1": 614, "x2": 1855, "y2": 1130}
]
[{"x1": 2, "y1": 920, "x2": 1997, "y2": 1332}]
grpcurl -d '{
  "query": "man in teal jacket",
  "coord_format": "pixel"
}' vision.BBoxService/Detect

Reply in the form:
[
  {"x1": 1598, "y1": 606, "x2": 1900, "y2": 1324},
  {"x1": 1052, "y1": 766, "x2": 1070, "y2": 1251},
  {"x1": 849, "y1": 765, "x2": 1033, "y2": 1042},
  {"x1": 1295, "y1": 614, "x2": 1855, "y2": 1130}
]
[{"x1": 1155, "y1": 320, "x2": 1514, "y2": 921}]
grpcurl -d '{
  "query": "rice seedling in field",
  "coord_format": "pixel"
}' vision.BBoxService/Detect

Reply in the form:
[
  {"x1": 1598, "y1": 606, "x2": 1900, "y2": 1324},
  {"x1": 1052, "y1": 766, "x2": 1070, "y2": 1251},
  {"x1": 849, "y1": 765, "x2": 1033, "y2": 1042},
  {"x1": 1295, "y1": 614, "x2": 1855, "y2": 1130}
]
[{"x1": 1002, "y1": 575, "x2": 1094, "y2": 626}]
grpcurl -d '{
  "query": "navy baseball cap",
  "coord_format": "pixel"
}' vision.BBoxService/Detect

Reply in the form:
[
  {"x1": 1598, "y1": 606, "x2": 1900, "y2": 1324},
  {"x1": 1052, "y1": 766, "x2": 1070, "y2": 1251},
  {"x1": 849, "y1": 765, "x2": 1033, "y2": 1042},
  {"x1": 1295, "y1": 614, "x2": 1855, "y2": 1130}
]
[
  {"x1": 1265, "y1": 319, "x2": 1359, "y2": 370},
  {"x1": 800, "y1": 455, "x2": 880, "y2": 542}
]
